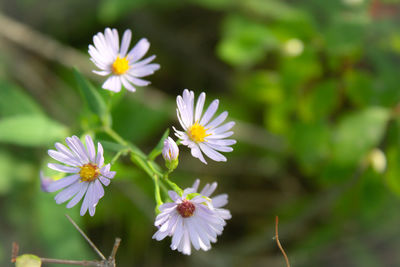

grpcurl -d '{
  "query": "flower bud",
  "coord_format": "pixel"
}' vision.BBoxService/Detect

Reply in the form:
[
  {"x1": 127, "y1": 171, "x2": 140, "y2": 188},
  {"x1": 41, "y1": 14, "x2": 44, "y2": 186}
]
[{"x1": 162, "y1": 137, "x2": 179, "y2": 171}]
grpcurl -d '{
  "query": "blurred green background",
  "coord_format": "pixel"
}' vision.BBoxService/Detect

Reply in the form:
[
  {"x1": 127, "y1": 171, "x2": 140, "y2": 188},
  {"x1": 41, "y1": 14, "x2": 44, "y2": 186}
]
[{"x1": 1, "y1": 0, "x2": 400, "y2": 266}]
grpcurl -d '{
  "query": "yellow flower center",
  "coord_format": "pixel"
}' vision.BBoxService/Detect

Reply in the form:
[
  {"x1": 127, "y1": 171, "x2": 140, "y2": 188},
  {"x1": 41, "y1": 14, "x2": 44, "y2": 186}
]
[
  {"x1": 112, "y1": 56, "x2": 130, "y2": 75},
  {"x1": 188, "y1": 122, "x2": 210, "y2": 143},
  {"x1": 79, "y1": 163, "x2": 100, "y2": 182}
]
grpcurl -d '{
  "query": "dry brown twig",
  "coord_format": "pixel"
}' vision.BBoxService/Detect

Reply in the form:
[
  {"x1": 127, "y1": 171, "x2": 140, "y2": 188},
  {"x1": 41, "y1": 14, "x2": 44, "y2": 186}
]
[
  {"x1": 275, "y1": 216, "x2": 291, "y2": 267},
  {"x1": 11, "y1": 214, "x2": 121, "y2": 267}
]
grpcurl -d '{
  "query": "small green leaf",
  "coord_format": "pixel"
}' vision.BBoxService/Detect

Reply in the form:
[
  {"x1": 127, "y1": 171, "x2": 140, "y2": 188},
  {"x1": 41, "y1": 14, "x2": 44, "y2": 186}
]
[
  {"x1": 16, "y1": 254, "x2": 41, "y2": 267},
  {"x1": 0, "y1": 80, "x2": 43, "y2": 117},
  {"x1": 332, "y1": 107, "x2": 390, "y2": 166},
  {"x1": 148, "y1": 128, "x2": 170, "y2": 160},
  {"x1": 73, "y1": 68, "x2": 109, "y2": 124},
  {"x1": 0, "y1": 115, "x2": 68, "y2": 146}
]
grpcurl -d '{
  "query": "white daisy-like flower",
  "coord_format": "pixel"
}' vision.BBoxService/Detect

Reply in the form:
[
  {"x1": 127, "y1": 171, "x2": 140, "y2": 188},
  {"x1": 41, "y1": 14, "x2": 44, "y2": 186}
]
[
  {"x1": 152, "y1": 187, "x2": 229, "y2": 255},
  {"x1": 46, "y1": 135, "x2": 116, "y2": 216},
  {"x1": 89, "y1": 28, "x2": 160, "y2": 93},
  {"x1": 173, "y1": 89, "x2": 236, "y2": 164},
  {"x1": 191, "y1": 179, "x2": 231, "y2": 220}
]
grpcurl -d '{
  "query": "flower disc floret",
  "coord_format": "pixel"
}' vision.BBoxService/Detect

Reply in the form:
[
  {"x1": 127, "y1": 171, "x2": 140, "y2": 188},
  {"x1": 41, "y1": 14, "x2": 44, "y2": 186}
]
[
  {"x1": 177, "y1": 200, "x2": 195, "y2": 218},
  {"x1": 188, "y1": 122, "x2": 210, "y2": 143},
  {"x1": 79, "y1": 163, "x2": 100, "y2": 182},
  {"x1": 112, "y1": 56, "x2": 130, "y2": 75}
]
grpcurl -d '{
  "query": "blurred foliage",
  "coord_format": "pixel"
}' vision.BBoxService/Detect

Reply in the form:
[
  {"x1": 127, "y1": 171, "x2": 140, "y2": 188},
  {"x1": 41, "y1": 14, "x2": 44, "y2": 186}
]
[{"x1": 1, "y1": 0, "x2": 400, "y2": 266}]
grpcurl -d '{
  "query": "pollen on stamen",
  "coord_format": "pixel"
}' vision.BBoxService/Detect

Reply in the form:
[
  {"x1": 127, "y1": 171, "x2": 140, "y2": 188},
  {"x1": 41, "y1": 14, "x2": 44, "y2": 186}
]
[
  {"x1": 79, "y1": 163, "x2": 100, "y2": 182},
  {"x1": 188, "y1": 122, "x2": 210, "y2": 143},
  {"x1": 112, "y1": 56, "x2": 130, "y2": 75}
]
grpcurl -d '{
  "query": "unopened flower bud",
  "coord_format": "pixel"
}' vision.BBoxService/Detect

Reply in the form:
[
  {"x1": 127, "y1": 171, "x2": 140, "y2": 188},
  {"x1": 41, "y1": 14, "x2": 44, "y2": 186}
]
[{"x1": 162, "y1": 137, "x2": 179, "y2": 171}]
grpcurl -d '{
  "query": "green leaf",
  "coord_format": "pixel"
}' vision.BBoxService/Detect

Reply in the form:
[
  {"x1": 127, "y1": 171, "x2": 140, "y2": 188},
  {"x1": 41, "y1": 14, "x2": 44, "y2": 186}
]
[
  {"x1": 217, "y1": 15, "x2": 279, "y2": 67},
  {"x1": 0, "y1": 115, "x2": 68, "y2": 146},
  {"x1": 148, "y1": 128, "x2": 170, "y2": 160},
  {"x1": 0, "y1": 80, "x2": 43, "y2": 117},
  {"x1": 332, "y1": 107, "x2": 390, "y2": 166},
  {"x1": 73, "y1": 68, "x2": 109, "y2": 124},
  {"x1": 16, "y1": 254, "x2": 41, "y2": 267}
]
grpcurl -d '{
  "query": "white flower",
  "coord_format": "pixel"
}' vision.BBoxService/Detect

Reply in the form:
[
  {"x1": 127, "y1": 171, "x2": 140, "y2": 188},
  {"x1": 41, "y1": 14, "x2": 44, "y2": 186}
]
[
  {"x1": 162, "y1": 137, "x2": 179, "y2": 161},
  {"x1": 173, "y1": 89, "x2": 236, "y2": 164},
  {"x1": 191, "y1": 179, "x2": 231, "y2": 220},
  {"x1": 152, "y1": 188, "x2": 229, "y2": 255},
  {"x1": 46, "y1": 135, "x2": 116, "y2": 216},
  {"x1": 89, "y1": 28, "x2": 160, "y2": 93}
]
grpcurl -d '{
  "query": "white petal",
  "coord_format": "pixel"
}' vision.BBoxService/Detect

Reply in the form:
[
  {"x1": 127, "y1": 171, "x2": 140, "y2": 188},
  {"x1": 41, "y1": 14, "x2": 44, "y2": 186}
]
[
  {"x1": 96, "y1": 142, "x2": 104, "y2": 167},
  {"x1": 200, "y1": 99, "x2": 219, "y2": 126},
  {"x1": 127, "y1": 38, "x2": 150, "y2": 63},
  {"x1": 67, "y1": 182, "x2": 89, "y2": 208},
  {"x1": 190, "y1": 145, "x2": 207, "y2": 164},
  {"x1": 195, "y1": 92, "x2": 206, "y2": 123},
  {"x1": 102, "y1": 76, "x2": 121, "y2": 92},
  {"x1": 212, "y1": 194, "x2": 228, "y2": 208},
  {"x1": 85, "y1": 135, "x2": 96, "y2": 162},
  {"x1": 47, "y1": 174, "x2": 80, "y2": 192},
  {"x1": 120, "y1": 76, "x2": 137, "y2": 92},
  {"x1": 119, "y1": 29, "x2": 132, "y2": 57},
  {"x1": 200, "y1": 182, "x2": 217, "y2": 197},
  {"x1": 47, "y1": 163, "x2": 80, "y2": 173},
  {"x1": 55, "y1": 182, "x2": 82, "y2": 204},
  {"x1": 199, "y1": 143, "x2": 227, "y2": 162},
  {"x1": 205, "y1": 111, "x2": 228, "y2": 129}
]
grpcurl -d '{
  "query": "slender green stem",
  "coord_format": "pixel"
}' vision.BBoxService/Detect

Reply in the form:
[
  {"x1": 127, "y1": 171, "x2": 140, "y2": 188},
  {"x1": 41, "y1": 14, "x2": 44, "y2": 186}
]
[
  {"x1": 154, "y1": 175, "x2": 163, "y2": 213},
  {"x1": 103, "y1": 127, "x2": 146, "y2": 158},
  {"x1": 164, "y1": 176, "x2": 183, "y2": 195},
  {"x1": 110, "y1": 149, "x2": 129, "y2": 165}
]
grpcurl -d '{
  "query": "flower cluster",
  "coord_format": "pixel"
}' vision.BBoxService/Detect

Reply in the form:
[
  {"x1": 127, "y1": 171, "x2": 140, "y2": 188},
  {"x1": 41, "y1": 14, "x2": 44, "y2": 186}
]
[{"x1": 41, "y1": 27, "x2": 236, "y2": 256}]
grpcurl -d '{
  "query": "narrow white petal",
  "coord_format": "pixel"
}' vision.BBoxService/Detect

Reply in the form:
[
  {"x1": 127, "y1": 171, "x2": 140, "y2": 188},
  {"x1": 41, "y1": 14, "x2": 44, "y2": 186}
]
[
  {"x1": 127, "y1": 38, "x2": 150, "y2": 63},
  {"x1": 205, "y1": 111, "x2": 228, "y2": 129},
  {"x1": 190, "y1": 145, "x2": 207, "y2": 164},
  {"x1": 195, "y1": 92, "x2": 206, "y2": 122},
  {"x1": 47, "y1": 174, "x2": 80, "y2": 192},
  {"x1": 47, "y1": 163, "x2": 80, "y2": 173},
  {"x1": 67, "y1": 182, "x2": 89, "y2": 208},
  {"x1": 119, "y1": 29, "x2": 132, "y2": 57},
  {"x1": 199, "y1": 143, "x2": 227, "y2": 162},
  {"x1": 200, "y1": 99, "x2": 219, "y2": 126},
  {"x1": 55, "y1": 182, "x2": 82, "y2": 204},
  {"x1": 102, "y1": 76, "x2": 122, "y2": 92}
]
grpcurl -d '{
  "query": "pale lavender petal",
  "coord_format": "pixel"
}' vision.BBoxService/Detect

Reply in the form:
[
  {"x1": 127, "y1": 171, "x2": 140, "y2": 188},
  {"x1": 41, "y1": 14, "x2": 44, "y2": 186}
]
[
  {"x1": 96, "y1": 142, "x2": 104, "y2": 167},
  {"x1": 47, "y1": 174, "x2": 80, "y2": 192},
  {"x1": 47, "y1": 163, "x2": 80, "y2": 173},
  {"x1": 127, "y1": 38, "x2": 150, "y2": 63},
  {"x1": 199, "y1": 143, "x2": 226, "y2": 162},
  {"x1": 200, "y1": 182, "x2": 217, "y2": 197},
  {"x1": 85, "y1": 135, "x2": 96, "y2": 162},
  {"x1": 120, "y1": 29, "x2": 132, "y2": 57},
  {"x1": 205, "y1": 111, "x2": 228, "y2": 129},
  {"x1": 120, "y1": 76, "x2": 137, "y2": 92},
  {"x1": 67, "y1": 182, "x2": 88, "y2": 208},
  {"x1": 80, "y1": 183, "x2": 93, "y2": 216},
  {"x1": 48, "y1": 150, "x2": 79, "y2": 166},
  {"x1": 200, "y1": 99, "x2": 219, "y2": 126},
  {"x1": 99, "y1": 176, "x2": 110, "y2": 186},
  {"x1": 190, "y1": 145, "x2": 207, "y2": 164},
  {"x1": 194, "y1": 92, "x2": 206, "y2": 123},
  {"x1": 55, "y1": 182, "x2": 82, "y2": 204}
]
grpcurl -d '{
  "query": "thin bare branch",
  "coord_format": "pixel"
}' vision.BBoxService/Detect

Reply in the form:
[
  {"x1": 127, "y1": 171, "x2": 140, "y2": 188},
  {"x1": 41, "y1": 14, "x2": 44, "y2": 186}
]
[
  {"x1": 275, "y1": 216, "x2": 290, "y2": 267},
  {"x1": 109, "y1": 238, "x2": 122, "y2": 260},
  {"x1": 65, "y1": 214, "x2": 106, "y2": 260},
  {"x1": 40, "y1": 258, "x2": 102, "y2": 266}
]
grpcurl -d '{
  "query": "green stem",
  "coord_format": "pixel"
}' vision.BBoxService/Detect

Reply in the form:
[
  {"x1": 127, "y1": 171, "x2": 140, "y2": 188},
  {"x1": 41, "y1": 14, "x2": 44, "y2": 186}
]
[
  {"x1": 164, "y1": 176, "x2": 183, "y2": 195},
  {"x1": 154, "y1": 175, "x2": 163, "y2": 213},
  {"x1": 103, "y1": 127, "x2": 146, "y2": 158}
]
